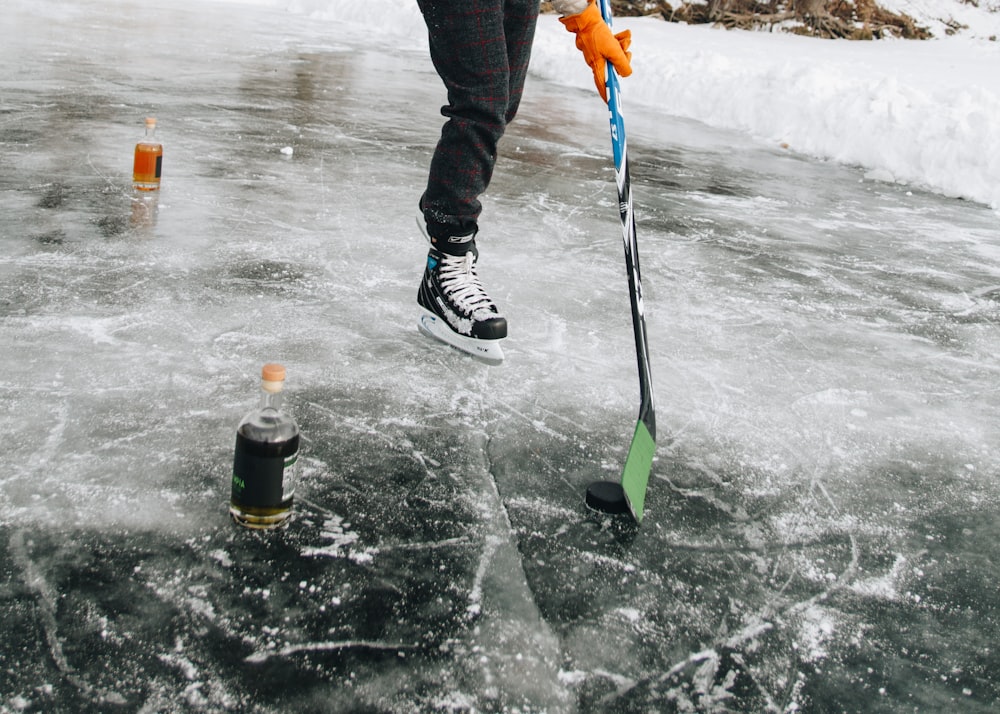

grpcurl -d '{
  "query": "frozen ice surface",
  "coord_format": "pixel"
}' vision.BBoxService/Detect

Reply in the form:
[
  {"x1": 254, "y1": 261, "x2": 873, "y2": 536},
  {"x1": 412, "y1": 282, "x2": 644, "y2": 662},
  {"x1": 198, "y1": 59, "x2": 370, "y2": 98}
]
[{"x1": 2, "y1": 0, "x2": 1000, "y2": 711}]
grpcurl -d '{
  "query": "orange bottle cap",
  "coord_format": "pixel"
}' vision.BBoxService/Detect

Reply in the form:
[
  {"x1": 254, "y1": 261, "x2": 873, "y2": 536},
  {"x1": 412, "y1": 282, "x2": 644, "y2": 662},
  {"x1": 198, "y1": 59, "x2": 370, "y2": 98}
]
[
  {"x1": 261, "y1": 363, "x2": 286, "y2": 382},
  {"x1": 145, "y1": 117, "x2": 156, "y2": 127}
]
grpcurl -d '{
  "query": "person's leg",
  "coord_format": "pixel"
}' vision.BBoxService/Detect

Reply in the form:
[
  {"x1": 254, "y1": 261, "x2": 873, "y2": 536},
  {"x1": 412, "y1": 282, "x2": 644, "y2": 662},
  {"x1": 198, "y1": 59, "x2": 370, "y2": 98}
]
[
  {"x1": 503, "y1": 0, "x2": 540, "y2": 125},
  {"x1": 414, "y1": 0, "x2": 540, "y2": 361},
  {"x1": 417, "y1": 0, "x2": 540, "y2": 242}
]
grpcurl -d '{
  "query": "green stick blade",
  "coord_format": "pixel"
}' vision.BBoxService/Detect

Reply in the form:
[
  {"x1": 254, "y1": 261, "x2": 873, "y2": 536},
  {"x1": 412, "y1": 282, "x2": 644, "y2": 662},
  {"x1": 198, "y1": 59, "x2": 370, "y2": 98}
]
[{"x1": 621, "y1": 419, "x2": 655, "y2": 522}]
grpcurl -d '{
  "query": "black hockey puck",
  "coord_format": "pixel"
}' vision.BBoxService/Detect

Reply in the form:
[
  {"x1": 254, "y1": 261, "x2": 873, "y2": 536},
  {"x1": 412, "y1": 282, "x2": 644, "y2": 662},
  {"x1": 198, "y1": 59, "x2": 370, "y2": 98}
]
[{"x1": 585, "y1": 480, "x2": 629, "y2": 515}]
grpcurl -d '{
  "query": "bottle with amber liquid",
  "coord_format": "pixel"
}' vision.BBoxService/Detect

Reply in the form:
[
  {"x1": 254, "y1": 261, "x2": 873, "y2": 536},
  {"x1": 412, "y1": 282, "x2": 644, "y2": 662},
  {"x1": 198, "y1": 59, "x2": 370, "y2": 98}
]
[
  {"x1": 230, "y1": 364, "x2": 300, "y2": 529},
  {"x1": 133, "y1": 117, "x2": 163, "y2": 191}
]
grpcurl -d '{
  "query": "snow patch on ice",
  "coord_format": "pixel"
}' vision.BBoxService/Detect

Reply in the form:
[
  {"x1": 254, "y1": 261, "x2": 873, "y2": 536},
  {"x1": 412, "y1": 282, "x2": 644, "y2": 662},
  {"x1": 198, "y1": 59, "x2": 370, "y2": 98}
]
[
  {"x1": 795, "y1": 604, "x2": 838, "y2": 663},
  {"x1": 300, "y1": 515, "x2": 376, "y2": 563},
  {"x1": 430, "y1": 690, "x2": 478, "y2": 711},
  {"x1": 615, "y1": 607, "x2": 642, "y2": 623},
  {"x1": 558, "y1": 669, "x2": 588, "y2": 686},
  {"x1": 208, "y1": 549, "x2": 232, "y2": 567},
  {"x1": 157, "y1": 652, "x2": 199, "y2": 680},
  {"x1": 850, "y1": 552, "x2": 908, "y2": 600}
]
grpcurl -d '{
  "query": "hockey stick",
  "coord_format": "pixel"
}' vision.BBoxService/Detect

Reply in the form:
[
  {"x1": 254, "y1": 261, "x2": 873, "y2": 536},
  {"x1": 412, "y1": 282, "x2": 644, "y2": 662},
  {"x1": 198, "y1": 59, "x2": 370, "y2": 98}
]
[{"x1": 584, "y1": 0, "x2": 656, "y2": 523}]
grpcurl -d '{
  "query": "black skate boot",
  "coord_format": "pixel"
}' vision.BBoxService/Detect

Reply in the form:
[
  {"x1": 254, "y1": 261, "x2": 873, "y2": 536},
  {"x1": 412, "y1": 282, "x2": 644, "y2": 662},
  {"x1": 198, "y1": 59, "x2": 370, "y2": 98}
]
[{"x1": 417, "y1": 237, "x2": 507, "y2": 365}]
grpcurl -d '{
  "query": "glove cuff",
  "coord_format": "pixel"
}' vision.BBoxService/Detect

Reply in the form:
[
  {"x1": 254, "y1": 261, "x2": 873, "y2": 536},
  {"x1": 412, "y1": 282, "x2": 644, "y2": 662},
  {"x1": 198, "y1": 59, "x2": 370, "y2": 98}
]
[
  {"x1": 559, "y1": 0, "x2": 601, "y2": 33},
  {"x1": 551, "y1": 0, "x2": 589, "y2": 15}
]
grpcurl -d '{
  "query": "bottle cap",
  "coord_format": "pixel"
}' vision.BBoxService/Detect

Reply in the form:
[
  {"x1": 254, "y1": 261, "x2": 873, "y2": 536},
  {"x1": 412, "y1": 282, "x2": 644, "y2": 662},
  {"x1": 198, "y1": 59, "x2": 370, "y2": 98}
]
[
  {"x1": 261, "y1": 363, "x2": 286, "y2": 381},
  {"x1": 145, "y1": 117, "x2": 157, "y2": 127},
  {"x1": 261, "y1": 363, "x2": 286, "y2": 393}
]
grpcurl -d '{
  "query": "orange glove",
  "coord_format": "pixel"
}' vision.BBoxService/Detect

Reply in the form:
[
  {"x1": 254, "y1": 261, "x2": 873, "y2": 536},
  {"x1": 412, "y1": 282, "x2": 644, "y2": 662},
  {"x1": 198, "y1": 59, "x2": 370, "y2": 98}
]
[{"x1": 559, "y1": 1, "x2": 633, "y2": 103}]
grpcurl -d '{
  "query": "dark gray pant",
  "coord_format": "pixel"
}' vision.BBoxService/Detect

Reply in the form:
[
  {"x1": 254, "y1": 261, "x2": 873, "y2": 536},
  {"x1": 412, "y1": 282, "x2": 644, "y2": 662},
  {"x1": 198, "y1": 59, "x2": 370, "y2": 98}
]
[{"x1": 417, "y1": 0, "x2": 540, "y2": 241}]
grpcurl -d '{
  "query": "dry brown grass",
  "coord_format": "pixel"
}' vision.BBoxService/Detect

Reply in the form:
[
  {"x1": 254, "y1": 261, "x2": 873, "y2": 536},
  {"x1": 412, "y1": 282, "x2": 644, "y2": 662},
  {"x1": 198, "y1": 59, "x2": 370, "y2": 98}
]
[{"x1": 542, "y1": 0, "x2": 932, "y2": 39}]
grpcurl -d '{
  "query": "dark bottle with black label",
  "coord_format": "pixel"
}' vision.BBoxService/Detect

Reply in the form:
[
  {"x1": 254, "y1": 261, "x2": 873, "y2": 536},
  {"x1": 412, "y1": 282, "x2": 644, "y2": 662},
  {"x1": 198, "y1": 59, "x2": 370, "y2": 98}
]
[{"x1": 230, "y1": 363, "x2": 299, "y2": 529}]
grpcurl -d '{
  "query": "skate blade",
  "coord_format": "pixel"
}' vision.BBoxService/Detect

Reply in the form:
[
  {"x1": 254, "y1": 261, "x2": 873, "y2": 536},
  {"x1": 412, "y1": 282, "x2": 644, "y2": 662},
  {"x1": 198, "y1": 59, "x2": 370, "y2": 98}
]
[{"x1": 417, "y1": 310, "x2": 505, "y2": 366}]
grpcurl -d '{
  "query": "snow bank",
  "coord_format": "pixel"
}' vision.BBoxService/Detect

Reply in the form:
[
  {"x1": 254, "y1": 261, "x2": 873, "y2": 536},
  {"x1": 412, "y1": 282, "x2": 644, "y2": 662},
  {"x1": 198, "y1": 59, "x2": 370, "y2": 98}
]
[
  {"x1": 212, "y1": 0, "x2": 1000, "y2": 210},
  {"x1": 533, "y1": 19, "x2": 1000, "y2": 210}
]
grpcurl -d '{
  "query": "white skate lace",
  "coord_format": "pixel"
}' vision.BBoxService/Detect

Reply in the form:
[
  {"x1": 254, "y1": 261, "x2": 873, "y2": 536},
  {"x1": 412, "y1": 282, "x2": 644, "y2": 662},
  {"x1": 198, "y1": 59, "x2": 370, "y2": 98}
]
[{"x1": 437, "y1": 252, "x2": 497, "y2": 315}]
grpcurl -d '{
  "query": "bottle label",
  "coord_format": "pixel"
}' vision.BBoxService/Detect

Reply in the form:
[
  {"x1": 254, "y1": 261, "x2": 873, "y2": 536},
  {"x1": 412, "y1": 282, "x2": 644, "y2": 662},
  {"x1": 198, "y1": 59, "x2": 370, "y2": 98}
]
[
  {"x1": 155, "y1": 155, "x2": 162, "y2": 179},
  {"x1": 231, "y1": 432, "x2": 299, "y2": 508}
]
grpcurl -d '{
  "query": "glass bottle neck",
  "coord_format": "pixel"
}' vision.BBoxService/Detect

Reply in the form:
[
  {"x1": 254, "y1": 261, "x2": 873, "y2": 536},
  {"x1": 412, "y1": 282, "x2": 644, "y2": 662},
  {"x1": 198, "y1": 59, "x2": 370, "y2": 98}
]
[{"x1": 259, "y1": 388, "x2": 283, "y2": 411}]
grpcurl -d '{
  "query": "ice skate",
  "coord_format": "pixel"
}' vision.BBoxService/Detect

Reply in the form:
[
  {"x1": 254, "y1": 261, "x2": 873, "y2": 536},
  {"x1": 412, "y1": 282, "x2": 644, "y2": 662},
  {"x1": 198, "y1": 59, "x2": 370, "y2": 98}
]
[{"x1": 417, "y1": 241, "x2": 507, "y2": 365}]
